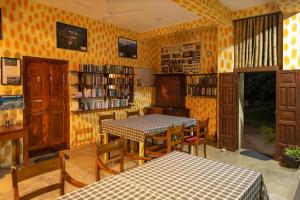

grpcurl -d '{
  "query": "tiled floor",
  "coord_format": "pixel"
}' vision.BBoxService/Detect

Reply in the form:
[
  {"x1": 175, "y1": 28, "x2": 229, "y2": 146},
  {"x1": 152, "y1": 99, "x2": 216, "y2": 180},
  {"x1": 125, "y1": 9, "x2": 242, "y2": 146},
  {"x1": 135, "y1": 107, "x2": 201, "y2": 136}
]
[{"x1": 0, "y1": 145, "x2": 299, "y2": 200}]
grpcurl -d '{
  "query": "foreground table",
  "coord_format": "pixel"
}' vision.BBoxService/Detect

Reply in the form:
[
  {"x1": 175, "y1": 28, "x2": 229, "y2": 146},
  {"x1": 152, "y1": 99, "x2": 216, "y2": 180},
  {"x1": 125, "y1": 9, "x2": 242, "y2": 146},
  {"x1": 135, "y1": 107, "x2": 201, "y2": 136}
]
[
  {"x1": 102, "y1": 114, "x2": 197, "y2": 164},
  {"x1": 58, "y1": 152, "x2": 269, "y2": 200}
]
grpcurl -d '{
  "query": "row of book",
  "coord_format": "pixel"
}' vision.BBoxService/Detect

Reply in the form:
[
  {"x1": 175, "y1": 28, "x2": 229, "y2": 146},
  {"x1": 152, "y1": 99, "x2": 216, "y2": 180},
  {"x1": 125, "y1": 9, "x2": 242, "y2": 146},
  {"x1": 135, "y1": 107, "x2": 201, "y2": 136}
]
[
  {"x1": 79, "y1": 64, "x2": 134, "y2": 74},
  {"x1": 187, "y1": 85, "x2": 217, "y2": 96},
  {"x1": 82, "y1": 88, "x2": 106, "y2": 98},
  {"x1": 107, "y1": 89, "x2": 131, "y2": 98},
  {"x1": 81, "y1": 74, "x2": 108, "y2": 86},
  {"x1": 186, "y1": 75, "x2": 217, "y2": 86},
  {"x1": 107, "y1": 77, "x2": 133, "y2": 85},
  {"x1": 79, "y1": 99, "x2": 129, "y2": 111}
]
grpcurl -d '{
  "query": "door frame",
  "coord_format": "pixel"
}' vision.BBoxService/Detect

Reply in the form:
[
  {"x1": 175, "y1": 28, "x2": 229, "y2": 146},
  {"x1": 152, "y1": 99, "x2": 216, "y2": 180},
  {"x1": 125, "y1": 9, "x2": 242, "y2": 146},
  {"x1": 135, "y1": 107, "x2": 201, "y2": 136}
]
[
  {"x1": 234, "y1": 66, "x2": 278, "y2": 156},
  {"x1": 23, "y1": 56, "x2": 70, "y2": 151}
]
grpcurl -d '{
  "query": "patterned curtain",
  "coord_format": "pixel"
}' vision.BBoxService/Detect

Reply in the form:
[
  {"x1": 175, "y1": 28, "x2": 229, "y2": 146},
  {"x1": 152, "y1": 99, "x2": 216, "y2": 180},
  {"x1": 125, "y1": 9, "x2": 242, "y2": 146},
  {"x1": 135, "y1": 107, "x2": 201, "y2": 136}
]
[{"x1": 234, "y1": 13, "x2": 283, "y2": 69}]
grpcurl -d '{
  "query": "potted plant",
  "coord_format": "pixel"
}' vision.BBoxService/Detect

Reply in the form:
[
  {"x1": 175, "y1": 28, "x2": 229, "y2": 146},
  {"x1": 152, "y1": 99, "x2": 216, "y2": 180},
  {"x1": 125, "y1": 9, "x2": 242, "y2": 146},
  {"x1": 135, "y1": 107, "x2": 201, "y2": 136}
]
[{"x1": 283, "y1": 146, "x2": 300, "y2": 168}]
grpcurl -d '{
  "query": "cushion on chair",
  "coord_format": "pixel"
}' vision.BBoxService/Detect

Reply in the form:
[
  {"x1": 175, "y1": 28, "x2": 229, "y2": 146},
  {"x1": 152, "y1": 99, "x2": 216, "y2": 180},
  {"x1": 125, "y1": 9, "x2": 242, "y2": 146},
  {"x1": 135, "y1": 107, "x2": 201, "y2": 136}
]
[{"x1": 184, "y1": 136, "x2": 198, "y2": 142}]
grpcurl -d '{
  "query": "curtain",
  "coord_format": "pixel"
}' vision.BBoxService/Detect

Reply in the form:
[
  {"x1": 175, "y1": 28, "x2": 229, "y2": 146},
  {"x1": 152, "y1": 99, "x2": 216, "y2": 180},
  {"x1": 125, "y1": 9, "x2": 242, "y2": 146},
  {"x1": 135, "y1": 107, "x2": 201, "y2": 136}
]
[{"x1": 234, "y1": 13, "x2": 282, "y2": 69}]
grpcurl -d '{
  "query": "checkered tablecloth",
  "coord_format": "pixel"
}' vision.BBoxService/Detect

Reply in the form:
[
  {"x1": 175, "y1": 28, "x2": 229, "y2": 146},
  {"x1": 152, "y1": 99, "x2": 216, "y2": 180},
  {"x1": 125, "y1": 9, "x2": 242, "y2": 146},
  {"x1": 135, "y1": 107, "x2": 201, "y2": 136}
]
[
  {"x1": 58, "y1": 152, "x2": 269, "y2": 200},
  {"x1": 102, "y1": 114, "x2": 197, "y2": 142}
]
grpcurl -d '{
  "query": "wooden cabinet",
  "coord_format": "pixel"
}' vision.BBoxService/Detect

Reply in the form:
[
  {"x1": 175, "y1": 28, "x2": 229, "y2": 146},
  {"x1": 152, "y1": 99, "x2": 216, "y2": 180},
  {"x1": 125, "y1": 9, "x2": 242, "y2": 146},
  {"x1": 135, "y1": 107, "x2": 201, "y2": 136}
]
[
  {"x1": 151, "y1": 74, "x2": 189, "y2": 117},
  {"x1": 154, "y1": 74, "x2": 186, "y2": 108},
  {"x1": 24, "y1": 57, "x2": 69, "y2": 154}
]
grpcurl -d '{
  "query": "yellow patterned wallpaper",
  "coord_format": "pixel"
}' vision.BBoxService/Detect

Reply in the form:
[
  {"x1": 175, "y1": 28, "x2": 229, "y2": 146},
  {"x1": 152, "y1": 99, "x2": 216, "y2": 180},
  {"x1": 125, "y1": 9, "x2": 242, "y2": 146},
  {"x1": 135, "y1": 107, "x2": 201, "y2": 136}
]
[
  {"x1": 0, "y1": 0, "x2": 155, "y2": 165},
  {"x1": 276, "y1": 0, "x2": 300, "y2": 13}
]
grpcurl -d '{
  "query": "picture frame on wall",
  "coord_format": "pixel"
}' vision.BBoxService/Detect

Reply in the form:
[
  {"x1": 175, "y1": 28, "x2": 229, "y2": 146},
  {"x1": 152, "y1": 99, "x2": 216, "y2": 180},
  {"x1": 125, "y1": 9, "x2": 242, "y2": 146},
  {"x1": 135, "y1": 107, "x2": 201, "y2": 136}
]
[
  {"x1": 1, "y1": 57, "x2": 21, "y2": 85},
  {"x1": 56, "y1": 22, "x2": 87, "y2": 52},
  {"x1": 118, "y1": 37, "x2": 137, "y2": 59},
  {"x1": 0, "y1": 95, "x2": 24, "y2": 110}
]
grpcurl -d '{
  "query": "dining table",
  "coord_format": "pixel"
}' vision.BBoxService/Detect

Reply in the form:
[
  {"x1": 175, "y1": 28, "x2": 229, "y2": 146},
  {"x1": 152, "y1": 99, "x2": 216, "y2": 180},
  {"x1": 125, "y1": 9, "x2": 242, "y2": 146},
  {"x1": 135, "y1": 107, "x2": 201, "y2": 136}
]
[
  {"x1": 57, "y1": 151, "x2": 269, "y2": 200},
  {"x1": 101, "y1": 114, "x2": 197, "y2": 165}
]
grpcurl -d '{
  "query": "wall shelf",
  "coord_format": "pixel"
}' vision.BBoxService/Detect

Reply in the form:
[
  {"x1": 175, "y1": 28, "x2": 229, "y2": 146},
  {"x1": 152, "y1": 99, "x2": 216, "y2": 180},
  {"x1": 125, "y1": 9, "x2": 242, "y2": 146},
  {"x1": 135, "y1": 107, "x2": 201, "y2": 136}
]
[
  {"x1": 71, "y1": 64, "x2": 134, "y2": 114},
  {"x1": 186, "y1": 73, "x2": 217, "y2": 97},
  {"x1": 71, "y1": 105, "x2": 133, "y2": 114}
]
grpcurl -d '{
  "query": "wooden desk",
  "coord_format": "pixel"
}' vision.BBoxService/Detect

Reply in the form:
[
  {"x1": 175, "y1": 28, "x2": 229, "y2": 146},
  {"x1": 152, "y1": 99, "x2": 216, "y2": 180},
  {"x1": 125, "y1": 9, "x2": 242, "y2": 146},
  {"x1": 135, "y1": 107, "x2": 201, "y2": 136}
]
[{"x1": 0, "y1": 124, "x2": 28, "y2": 166}]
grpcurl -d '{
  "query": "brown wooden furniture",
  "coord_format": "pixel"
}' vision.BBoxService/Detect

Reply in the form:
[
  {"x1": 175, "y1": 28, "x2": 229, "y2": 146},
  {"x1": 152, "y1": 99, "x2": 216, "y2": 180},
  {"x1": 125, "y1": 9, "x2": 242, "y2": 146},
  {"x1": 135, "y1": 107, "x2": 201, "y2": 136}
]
[
  {"x1": 99, "y1": 113, "x2": 117, "y2": 144},
  {"x1": 126, "y1": 110, "x2": 140, "y2": 118},
  {"x1": 155, "y1": 73, "x2": 186, "y2": 107},
  {"x1": 219, "y1": 73, "x2": 237, "y2": 151},
  {"x1": 186, "y1": 73, "x2": 217, "y2": 97},
  {"x1": 23, "y1": 57, "x2": 69, "y2": 155},
  {"x1": 0, "y1": 124, "x2": 28, "y2": 166},
  {"x1": 11, "y1": 152, "x2": 86, "y2": 200},
  {"x1": 144, "y1": 107, "x2": 189, "y2": 117},
  {"x1": 70, "y1": 65, "x2": 134, "y2": 114},
  {"x1": 94, "y1": 139, "x2": 150, "y2": 181},
  {"x1": 143, "y1": 107, "x2": 163, "y2": 115},
  {"x1": 145, "y1": 125, "x2": 184, "y2": 158},
  {"x1": 183, "y1": 118, "x2": 209, "y2": 158}
]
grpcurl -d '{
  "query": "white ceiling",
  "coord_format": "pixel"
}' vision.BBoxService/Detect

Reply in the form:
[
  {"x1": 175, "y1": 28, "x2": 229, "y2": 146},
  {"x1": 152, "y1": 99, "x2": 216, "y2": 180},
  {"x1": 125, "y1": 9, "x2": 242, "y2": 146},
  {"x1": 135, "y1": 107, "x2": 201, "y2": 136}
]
[
  {"x1": 34, "y1": 0, "x2": 200, "y2": 32},
  {"x1": 220, "y1": 0, "x2": 275, "y2": 11}
]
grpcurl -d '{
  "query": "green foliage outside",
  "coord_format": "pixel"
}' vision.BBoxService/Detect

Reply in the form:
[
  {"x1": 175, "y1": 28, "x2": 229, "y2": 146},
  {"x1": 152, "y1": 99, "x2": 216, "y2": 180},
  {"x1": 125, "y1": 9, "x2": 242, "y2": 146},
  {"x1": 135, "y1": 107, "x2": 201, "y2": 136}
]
[
  {"x1": 284, "y1": 146, "x2": 300, "y2": 161},
  {"x1": 244, "y1": 72, "x2": 276, "y2": 144}
]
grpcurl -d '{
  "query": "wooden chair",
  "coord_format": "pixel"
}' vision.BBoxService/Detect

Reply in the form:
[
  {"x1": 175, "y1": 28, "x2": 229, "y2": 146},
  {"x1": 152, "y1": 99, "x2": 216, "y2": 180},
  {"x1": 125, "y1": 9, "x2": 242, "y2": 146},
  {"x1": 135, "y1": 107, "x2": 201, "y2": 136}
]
[
  {"x1": 145, "y1": 125, "x2": 184, "y2": 158},
  {"x1": 183, "y1": 118, "x2": 209, "y2": 158},
  {"x1": 11, "y1": 152, "x2": 86, "y2": 200},
  {"x1": 94, "y1": 139, "x2": 150, "y2": 181},
  {"x1": 99, "y1": 112, "x2": 118, "y2": 144},
  {"x1": 126, "y1": 110, "x2": 140, "y2": 118},
  {"x1": 143, "y1": 107, "x2": 164, "y2": 115}
]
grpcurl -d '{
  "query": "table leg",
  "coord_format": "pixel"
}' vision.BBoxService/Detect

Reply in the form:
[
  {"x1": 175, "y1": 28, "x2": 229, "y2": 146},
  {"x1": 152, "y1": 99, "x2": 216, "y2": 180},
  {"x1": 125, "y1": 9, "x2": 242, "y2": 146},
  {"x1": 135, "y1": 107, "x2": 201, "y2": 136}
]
[
  {"x1": 138, "y1": 142, "x2": 144, "y2": 166},
  {"x1": 23, "y1": 133, "x2": 29, "y2": 166},
  {"x1": 103, "y1": 130, "x2": 108, "y2": 161},
  {"x1": 11, "y1": 139, "x2": 17, "y2": 165}
]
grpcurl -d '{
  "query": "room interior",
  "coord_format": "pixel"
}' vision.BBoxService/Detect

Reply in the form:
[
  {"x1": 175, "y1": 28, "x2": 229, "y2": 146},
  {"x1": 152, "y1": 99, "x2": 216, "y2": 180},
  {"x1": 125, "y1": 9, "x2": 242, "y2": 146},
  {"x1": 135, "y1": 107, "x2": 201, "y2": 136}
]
[{"x1": 0, "y1": 0, "x2": 300, "y2": 199}]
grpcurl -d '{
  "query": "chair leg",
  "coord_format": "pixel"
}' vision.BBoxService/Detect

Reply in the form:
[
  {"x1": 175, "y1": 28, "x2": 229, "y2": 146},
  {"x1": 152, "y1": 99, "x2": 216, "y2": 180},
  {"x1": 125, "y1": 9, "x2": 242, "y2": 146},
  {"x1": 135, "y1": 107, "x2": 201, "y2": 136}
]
[
  {"x1": 188, "y1": 145, "x2": 191, "y2": 154},
  {"x1": 194, "y1": 144, "x2": 198, "y2": 157},
  {"x1": 203, "y1": 141, "x2": 207, "y2": 158}
]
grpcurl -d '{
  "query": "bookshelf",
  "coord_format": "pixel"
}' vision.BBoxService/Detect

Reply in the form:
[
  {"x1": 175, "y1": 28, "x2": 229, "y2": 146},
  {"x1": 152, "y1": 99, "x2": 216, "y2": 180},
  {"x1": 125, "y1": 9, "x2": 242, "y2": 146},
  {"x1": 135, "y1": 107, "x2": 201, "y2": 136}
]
[
  {"x1": 70, "y1": 64, "x2": 134, "y2": 114},
  {"x1": 186, "y1": 73, "x2": 217, "y2": 98}
]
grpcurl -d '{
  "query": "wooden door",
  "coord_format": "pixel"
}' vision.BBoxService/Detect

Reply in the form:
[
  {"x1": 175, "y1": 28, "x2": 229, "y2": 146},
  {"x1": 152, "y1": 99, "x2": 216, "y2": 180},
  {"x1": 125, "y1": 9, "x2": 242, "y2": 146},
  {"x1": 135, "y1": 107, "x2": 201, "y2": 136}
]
[
  {"x1": 48, "y1": 62, "x2": 69, "y2": 146},
  {"x1": 276, "y1": 70, "x2": 300, "y2": 159},
  {"x1": 219, "y1": 73, "x2": 237, "y2": 151},
  {"x1": 25, "y1": 61, "x2": 49, "y2": 150},
  {"x1": 24, "y1": 57, "x2": 69, "y2": 152}
]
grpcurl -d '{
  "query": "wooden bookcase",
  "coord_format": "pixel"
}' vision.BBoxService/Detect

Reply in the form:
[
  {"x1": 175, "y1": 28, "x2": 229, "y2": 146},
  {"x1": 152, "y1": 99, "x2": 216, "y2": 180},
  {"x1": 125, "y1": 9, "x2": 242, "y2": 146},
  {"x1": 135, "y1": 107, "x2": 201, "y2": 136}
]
[
  {"x1": 186, "y1": 73, "x2": 217, "y2": 98},
  {"x1": 70, "y1": 64, "x2": 134, "y2": 114}
]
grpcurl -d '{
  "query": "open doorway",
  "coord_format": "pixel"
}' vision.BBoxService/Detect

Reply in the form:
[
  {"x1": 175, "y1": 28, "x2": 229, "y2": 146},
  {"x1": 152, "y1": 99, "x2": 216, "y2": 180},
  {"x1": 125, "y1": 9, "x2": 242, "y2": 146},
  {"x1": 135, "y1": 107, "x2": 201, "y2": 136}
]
[{"x1": 239, "y1": 72, "x2": 276, "y2": 158}]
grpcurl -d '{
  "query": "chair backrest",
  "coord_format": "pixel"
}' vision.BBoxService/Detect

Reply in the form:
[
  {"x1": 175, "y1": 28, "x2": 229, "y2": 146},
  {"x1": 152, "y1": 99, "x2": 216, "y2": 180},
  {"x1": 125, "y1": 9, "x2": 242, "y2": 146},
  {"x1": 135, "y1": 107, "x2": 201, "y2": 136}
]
[
  {"x1": 94, "y1": 139, "x2": 126, "y2": 181},
  {"x1": 126, "y1": 110, "x2": 140, "y2": 118},
  {"x1": 12, "y1": 152, "x2": 86, "y2": 200},
  {"x1": 166, "y1": 125, "x2": 184, "y2": 153},
  {"x1": 99, "y1": 113, "x2": 116, "y2": 126},
  {"x1": 12, "y1": 155, "x2": 63, "y2": 200},
  {"x1": 196, "y1": 118, "x2": 209, "y2": 138},
  {"x1": 143, "y1": 107, "x2": 163, "y2": 115}
]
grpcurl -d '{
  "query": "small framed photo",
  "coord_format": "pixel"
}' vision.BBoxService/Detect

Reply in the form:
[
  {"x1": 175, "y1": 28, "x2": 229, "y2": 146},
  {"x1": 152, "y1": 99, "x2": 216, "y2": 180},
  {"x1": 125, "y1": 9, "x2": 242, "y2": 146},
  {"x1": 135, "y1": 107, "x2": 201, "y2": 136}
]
[
  {"x1": 56, "y1": 22, "x2": 87, "y2": 52},
  {"x1": 0, "y1": 95, "x2": 24, "y2": 110},
  {"x1": 118, "y1": 37, "x2": 137, "y2": 59},
  {"x1": 1, "y1": 57, "x2": 21, "y2": 85}
]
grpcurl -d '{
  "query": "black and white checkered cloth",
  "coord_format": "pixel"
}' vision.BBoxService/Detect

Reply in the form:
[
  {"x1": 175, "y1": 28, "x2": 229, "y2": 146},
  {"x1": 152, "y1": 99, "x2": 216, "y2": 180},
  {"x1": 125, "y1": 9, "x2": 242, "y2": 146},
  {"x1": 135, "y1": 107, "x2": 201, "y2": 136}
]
[
  {"x1": 58, "y1": 152, "x2": 269, "y2": 200},
  {"x1": 102, "y1": 114, "x2": 197, "y2": 142}
]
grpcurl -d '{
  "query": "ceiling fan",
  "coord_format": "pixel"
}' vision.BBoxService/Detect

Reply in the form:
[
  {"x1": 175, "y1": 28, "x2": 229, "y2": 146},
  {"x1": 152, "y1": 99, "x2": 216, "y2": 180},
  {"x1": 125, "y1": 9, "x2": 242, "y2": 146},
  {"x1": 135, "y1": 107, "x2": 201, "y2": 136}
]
[{"x1": 102, "y1": 0, "x2": 143, "y2": 20}]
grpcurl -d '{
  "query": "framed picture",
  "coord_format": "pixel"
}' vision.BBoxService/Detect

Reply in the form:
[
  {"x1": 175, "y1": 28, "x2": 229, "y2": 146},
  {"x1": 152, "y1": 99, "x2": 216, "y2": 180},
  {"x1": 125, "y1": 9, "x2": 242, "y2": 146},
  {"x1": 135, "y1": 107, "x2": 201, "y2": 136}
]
[
  {"x1": 0, "y1": 8, "x2": 2, "y2": 39},
  {"x1": 118, "y1": 37, "x2": 137, "y2": 59},
  {"x1": 0, "y1": 95, "x2": 24, "y2": 110},
  {"x1": 1, "y1": 57, "x2": 21, "y2": 85},
  {"x1": 56, "y1": 22, "x2": 87, "y2": 52}
]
